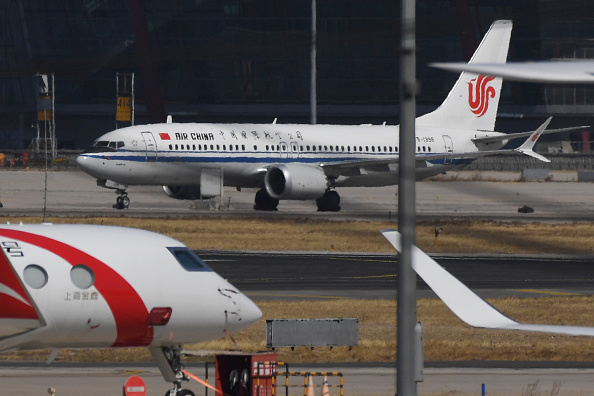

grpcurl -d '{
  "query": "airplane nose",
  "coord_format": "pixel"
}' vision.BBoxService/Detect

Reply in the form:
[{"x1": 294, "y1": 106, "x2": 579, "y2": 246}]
[
  {"x1": 240, "y1": 294, "x2": 262, "y2": 327},
  {"x1": 76, "y1": 154, "x2": 99, "y2": 177}
]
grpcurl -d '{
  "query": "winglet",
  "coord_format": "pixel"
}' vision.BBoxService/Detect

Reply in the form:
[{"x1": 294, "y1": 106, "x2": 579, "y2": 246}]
[
  {"x1": 380, "y1": 230, "x2": 594, "y2": 337},
  {"x1": 514, "y1": 117, "x2": 552, "y2": 162}
]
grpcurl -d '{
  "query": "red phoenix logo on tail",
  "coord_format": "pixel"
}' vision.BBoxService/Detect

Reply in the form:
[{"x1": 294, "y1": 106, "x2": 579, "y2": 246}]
[{"x1": 468, "y1": 75, "x2": 496, "y2": 117}]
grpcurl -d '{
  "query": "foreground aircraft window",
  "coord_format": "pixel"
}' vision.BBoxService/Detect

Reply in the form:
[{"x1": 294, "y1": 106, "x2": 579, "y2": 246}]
[
  {"x1": 167, "y1": 247, "x2": 212, "y2": 272},
  {"x1": 175, "y1": 144, "x2": 179, "y2": 150},
  {"x1": 24, "y1": 264, "x2": 48, "y2": 289},
  {"x1": 253, "y1": 145, "x2": 257, "y2": 150},
  {"x1": 70, "y1": 265, "x2": 95, "y2": 290},
  {"x1": 242, "y1": 145, "x2": 246, "y2": 150},
  {"x1": 117, "y1": 141, "x2": 125, "y2": 148},
  {"x1": 395, "y1": 146, "x2": 398, "y2": 152},
  {"x1": 169, "y1": 144, "x2": 172, "y2": 150},
  {"x1": 108, "y1": 142, "x2": 117, "y2": 149},
  {"x1": 94, "y1": 141, "x2": 109, "y2": 147}
]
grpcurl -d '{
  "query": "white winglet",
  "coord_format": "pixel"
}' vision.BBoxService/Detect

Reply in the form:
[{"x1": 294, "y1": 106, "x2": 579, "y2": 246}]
[
  {"x1": 381, "y1": 230, "x2": 594, "y2": 336},
  {"x1": 514, "y1": 117, "x2": 551, "y2": 163}
]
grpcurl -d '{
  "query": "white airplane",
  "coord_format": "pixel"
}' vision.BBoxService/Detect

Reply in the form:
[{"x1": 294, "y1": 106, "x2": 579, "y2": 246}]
[
  {"x1": 0, "y1": 223, "x2": 262, "y2": 396},
  {"x1": 382, "y1": 230, "x2": 594, "y2": 336},
  {"x1": 77, "y1": 20, "x2": 559, "y2": 212}
]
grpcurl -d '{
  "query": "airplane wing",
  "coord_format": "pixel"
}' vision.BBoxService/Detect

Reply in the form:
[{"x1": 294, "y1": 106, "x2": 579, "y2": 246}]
[
  {"x1": 381, "y1": 230, "x2": 594, "y2": 337},
  {"x1": 431, "y1": 60, "x2": 594, "y2": 83},
  {"x1": 320, "y1": 117, "x2": 552, "y2": 177}
]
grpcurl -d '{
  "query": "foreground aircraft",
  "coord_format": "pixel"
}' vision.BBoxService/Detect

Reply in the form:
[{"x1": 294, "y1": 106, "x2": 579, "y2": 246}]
[
  {"x1": 0, "y1": 223, "x2": 261, "y2": 396},
  {"x1": 432, "y1": 60, "x2": 594, "y2": 83},
  {"x1": 78, "y1": 20, "x2": 554, "y2": 212},
  {"x1": 382, "y1": 230, "x2": 594, "y2": 336}
]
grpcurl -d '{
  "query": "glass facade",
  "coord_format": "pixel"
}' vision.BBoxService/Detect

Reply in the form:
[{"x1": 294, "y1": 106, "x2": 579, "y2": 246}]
[{"x1": 0, "y1": 0, "x2": 593, "y2": 149}]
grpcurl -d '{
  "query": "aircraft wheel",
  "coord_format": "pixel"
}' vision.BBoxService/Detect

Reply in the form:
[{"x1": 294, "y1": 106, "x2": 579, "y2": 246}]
[
  {"x1": 121, "y1": 195, "x2": 130, "y2": 209},
  {"x1": 316, "y1": 190, "x2": 341, "y2": 212},
  {"x1": 253, "y1": 189, "x2": 279, "y2": 211},
  {"x1": 169, "y1": 390, "x2": 195, "y2": 396}
]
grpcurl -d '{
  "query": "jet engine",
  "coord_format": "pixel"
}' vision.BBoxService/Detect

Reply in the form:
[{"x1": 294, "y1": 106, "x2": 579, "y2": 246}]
[
  {"x1": 162, "y1": 185, "x2": 202, "y2": 200},
  {"x1": 264, "y1": 164, "x2": 328, "y2": 200}
]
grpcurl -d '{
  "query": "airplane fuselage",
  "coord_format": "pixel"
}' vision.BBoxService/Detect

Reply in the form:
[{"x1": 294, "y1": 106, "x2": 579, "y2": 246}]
[
  {"x1": 77, "y1": 122, "x2": 505, "y2": 188},
  {"x1": 0, "y1": 223, "x2": 261, "y2": 352}
]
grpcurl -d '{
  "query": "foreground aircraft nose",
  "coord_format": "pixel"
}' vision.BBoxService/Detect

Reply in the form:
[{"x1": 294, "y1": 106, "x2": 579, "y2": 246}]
[{"x1": 241, "y1": 294, "x2": 263, "y2": 326}]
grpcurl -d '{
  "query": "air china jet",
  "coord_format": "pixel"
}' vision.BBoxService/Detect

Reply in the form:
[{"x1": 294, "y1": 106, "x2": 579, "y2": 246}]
[
  {"x1": 0, "y1": 223, "x2": 261, "y2": 396},
  {"x1": 78, "y1": 20, "x2": 554, "y2": 212}
]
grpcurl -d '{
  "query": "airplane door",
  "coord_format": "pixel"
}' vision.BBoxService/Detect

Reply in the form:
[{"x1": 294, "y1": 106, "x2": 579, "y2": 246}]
[
  {"x1": 279, "y1": 141, "x2": 289, "y2": 158},
  {"x1": 290, "y1": 141, "x2": 300, "y2": 158},
  {"x1": 141, "y1": 132, "x2": 158, "y2": 161},
  {"x1": 442, "y1": 135, "x2": 453, "y2": 164}
]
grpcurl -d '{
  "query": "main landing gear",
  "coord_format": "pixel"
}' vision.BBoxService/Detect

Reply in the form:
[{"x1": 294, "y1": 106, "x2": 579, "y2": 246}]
[
  {"x1": 113, "y1": 189, "x2": 130, "y2": 210},
  {"x1": 316, "y1": 190, "x2": 341, "y2": 212},
  {"x1": 151, "y1": 346, "x2": 196, "y2": 396},
  {"x1": 253, "y1": 188, "x2": 279, "y2": 211}
]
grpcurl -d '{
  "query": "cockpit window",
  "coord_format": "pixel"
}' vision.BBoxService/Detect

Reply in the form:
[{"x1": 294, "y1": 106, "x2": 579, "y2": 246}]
[
  {"x1": 167, "y1": 247, "x2": 212, "y2": 272},
  {"x1": 84, "y1": 140, "x2": 119, "y2": 153}
]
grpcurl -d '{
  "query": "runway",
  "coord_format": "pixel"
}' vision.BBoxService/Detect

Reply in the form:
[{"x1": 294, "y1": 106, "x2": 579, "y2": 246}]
[
  {"x1": 3, "y1": 361, "x2": 594, "y2": 396},
  {"x1": 201, "y1": 251, "x2": 594, "y2": 299},
  {"x1": 0, "y1": 169, "x2": 592, "y2": 221}
]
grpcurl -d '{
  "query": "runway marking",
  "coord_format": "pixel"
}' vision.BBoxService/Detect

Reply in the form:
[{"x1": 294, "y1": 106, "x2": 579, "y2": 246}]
[{"x1": 515, "y1": 289, "x2": 579, "y2": 296}]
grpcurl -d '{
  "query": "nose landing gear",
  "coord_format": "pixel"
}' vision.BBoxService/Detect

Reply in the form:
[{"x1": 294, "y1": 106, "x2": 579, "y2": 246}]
[
  {"x1": 113, "y1": 189, "x2": 130, "y2": 210},
  {"x1": 151, "y1": 346, "x2": 196, "y2": 396}
]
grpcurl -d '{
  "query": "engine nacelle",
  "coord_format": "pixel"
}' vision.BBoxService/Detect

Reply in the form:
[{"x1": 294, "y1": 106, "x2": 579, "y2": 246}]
[
  {"x1": 162, "y1": 185, "x2": 202, "y2": 200},
  {"x1": 264, "y1": 164, "x2": 328, "y2": 200}
]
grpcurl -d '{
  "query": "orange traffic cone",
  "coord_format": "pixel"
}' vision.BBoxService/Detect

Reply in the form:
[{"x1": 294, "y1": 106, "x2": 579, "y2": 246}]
[
  {"x1": 321, "y1": 376, "x2": 330, "y2": 396},
  {"x1": 306, "y1": 375, "x2": 315, "y2": 396}
]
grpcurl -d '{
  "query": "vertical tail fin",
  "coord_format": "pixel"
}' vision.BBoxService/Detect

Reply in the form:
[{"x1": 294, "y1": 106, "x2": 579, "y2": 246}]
[{"x1": 417, "y1": 20, "x2": 512, "y2": 132}]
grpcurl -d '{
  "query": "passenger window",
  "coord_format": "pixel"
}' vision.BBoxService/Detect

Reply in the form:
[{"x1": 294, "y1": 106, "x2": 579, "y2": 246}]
[
  {"x1": 23, "y1": 264, "x2": 48, "y2": 289},
  {"x1": 168, "y1": 247, "x2": 212, "y2": 272},
  {"x1": 169, "y1": 144, "x2": 172, "y2": 150},
  {"x1": 70, "y1": 264, "x2": 95, "y2": 290}
]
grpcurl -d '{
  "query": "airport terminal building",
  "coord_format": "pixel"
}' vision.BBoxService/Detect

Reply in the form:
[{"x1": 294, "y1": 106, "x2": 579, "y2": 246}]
[{"x1": 1, "y1": 0, "x2": 593, "y2": 151}]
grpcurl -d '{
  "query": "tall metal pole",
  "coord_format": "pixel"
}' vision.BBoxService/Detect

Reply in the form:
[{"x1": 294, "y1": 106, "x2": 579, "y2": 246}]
[
  {"x1": 310, "y1": 0, "x2": 317, "y2": 125},
  {"x1": 397, "y1": 0, "x2": 417, "y2": 394}
]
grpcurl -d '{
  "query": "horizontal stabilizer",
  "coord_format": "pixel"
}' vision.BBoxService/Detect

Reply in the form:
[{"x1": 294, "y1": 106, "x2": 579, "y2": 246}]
[{"x1": 381, "y1": 230, "x2": 594, "y2": 337}]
